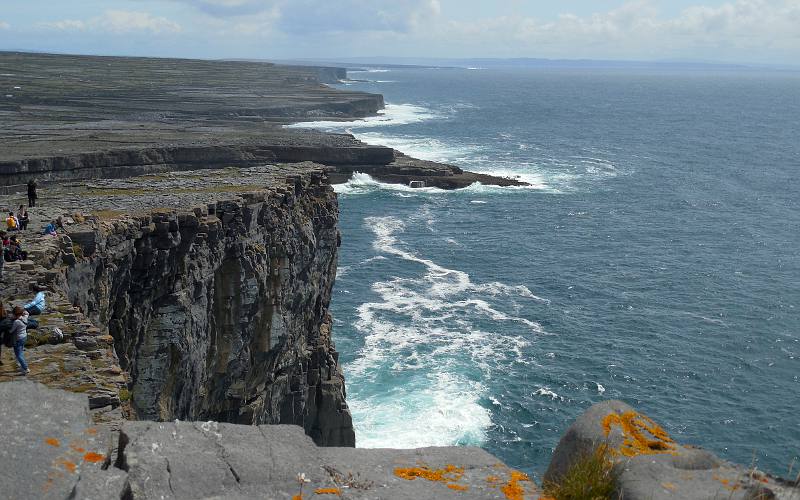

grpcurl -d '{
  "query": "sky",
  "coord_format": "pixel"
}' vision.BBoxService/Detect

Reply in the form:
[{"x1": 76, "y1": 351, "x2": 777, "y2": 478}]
[{"x1": 0, "y1": 0, "x2": 798, "y2": 65}]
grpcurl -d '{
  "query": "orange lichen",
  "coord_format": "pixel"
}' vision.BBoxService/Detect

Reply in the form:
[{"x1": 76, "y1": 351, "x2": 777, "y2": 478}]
[
  {"x1": 314, "y1": 488, "x2": 342, "y2": 495},
  {"x1": 394, "y1": 464, "x2": 464, "y2": 483},
  {"x1": 85, "y1": 428, "x2": 98, "y2": 436},
  {"x1": 292, "y1": 495, "x2": 303, "y2": 500},
  {"x1": 500, "y1": 471, "x2": 531, "y2": 500},
  {"x1": 83, "y1": 452, "x2": 105, "y2": 463},
  {"x1": 662, "y1": 482, "x2": 677, "y2": 491},
  {"x1": 71, "y1": 445, "x2": 86, "y2": 453},
  {"x1": 602, "y1": 411, "x2": 676, "y2": 457},
  {"x1": 713, "y1": 475, "x2": 741, "y2": 491},
  {"x1": 447, "y1": 484, "x2": 469, "y2": 492},
  {"x1": 58, "y1": 460, "x2": 77, "y2": 473},
  {"x1": 486, "y1": 475, "x2": 501, "y2": 485},
  {"x1": 45, "y1": 438, "x2": 61, "y2": 447}
]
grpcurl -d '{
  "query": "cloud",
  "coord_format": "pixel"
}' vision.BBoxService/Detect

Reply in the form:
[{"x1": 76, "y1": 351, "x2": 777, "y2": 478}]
[
  {"x1": 434, "y1": 0, "x2": 800, "y2": 60},
  {"x1": 162, "y1": 0, "x2": 440, "y2": 33},
  {"x1": 40, "y1": 10, "x2": 182, "y2": 34},
  {"x1": 0, "y1": 21, "x2": 9, "y2": 30}
]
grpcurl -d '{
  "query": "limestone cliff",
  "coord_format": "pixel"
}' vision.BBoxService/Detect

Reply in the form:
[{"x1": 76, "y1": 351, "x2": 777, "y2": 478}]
[{"x1": 1, "y1": 164, "x2": 353, "y2": 447}]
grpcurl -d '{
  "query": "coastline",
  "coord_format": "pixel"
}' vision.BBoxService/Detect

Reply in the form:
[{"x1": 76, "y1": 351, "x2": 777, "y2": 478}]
[{"x1": 0, "y1": 51, "x2": 526, "y2": 191}]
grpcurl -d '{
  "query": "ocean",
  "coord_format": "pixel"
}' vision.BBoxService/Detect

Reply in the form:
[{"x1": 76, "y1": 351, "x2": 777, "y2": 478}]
[{"x1": 290, "y1": 66, "x2": 800, "y2": 479}]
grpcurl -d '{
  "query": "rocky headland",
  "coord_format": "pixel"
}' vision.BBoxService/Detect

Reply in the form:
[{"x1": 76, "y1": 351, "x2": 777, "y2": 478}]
[
  {"x1": 0, "y1": 52, "x2": 796, "y2": 499},
  {"x1": 0, "y1": 51, "x2": 525, "y2": 190}
]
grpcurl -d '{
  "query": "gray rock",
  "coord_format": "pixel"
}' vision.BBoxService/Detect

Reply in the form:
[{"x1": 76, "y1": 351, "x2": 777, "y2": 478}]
[
  {"x1": 0, "y1": 381, "x2": 124, "y2": 500},
  {"x1": 119, "y1": 420, "x2": 536, "y2": 499},
  {"x1": 544, "y1": 400, "x2": 799, "y2": 500}
]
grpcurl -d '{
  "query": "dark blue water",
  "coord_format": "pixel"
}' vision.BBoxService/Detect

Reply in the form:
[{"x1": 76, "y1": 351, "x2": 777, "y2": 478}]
[{"x1": 293, "y1": 67, "x2": 800, "y2": 479}]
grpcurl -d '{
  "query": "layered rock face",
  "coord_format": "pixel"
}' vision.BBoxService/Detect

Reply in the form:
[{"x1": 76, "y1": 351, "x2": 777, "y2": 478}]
[{"x1": 1, "y1": 164, "x2": 353, "y2": 447}]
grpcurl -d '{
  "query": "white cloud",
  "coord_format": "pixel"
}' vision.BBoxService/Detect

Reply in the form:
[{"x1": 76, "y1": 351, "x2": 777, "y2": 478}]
[
  {"x1": 432, "y1": 0, "x2": 800, "y2": 61},
  {"x1": 0, "y1": 21, "x2": 10, "y2": 30},
  {"x1": 40, "y1": 10, "x2": 182, "y2": 34},
  {"x1": 161, "y1": 0, "x2": 440, "y2": 33}
]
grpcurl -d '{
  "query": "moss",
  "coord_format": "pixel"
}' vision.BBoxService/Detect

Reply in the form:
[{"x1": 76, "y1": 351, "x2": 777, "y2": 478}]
[
  {"x1": 25, "y1": 330, "x2": 53, "y2": 347},
  {"x1": 543, "y1": 443, "x2": 619, "y2": 500},
  {"x1": 119, "y1": 388, "x2": 131, "y2": 402},
  {"x1": 72, "y1": 244, "x2": 84, "y2": 259}
]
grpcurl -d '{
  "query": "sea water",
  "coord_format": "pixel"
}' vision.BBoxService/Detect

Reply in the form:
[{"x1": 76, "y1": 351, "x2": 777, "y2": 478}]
[{"x1": 290, "y1": 67, "x2": 800, "y2": 479}]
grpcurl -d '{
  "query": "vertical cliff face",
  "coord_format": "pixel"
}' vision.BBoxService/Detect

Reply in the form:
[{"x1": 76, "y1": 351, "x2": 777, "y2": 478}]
[{"x1": 62, "y1": 167, "x2": 354, "y2": 446}]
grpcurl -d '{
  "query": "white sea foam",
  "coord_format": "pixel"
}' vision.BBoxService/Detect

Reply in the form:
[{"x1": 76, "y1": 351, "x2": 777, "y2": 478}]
[
  {"x1": 350, "y1": 373, "x2": 491, "y2": 448},
  {"x1": 285, "y1": 103, "x2": 438, "y2": 132},
  {"x1": 334, "y1": 172, "x2": 449, "y2": 196},
  {"x1": 353, "y1": 132, "x2": 478, "y2": 164},
  {"x1": 533, "y1": 387, "x2": 564, "y2": 401},
  {"x1": 346, "y1": 214, "x2": 548, "y2": 448}
]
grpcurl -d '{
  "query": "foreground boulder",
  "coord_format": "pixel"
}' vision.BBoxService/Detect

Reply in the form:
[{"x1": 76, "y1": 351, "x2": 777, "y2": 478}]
[{"x1": 544, "y1": 400, "x2": 798, "y2": 500}]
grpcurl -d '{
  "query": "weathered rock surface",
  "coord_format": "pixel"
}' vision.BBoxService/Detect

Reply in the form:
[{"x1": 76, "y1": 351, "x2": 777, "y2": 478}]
[
  {"x1": 544, "y1": 400, "x2": 799, "y2": 500},
  {"x1": 0, "y1": 381, "x2": 127, "y2": 500},
  {"x1": 0, "y1": 381, "x2": 540, "y2": 500}
]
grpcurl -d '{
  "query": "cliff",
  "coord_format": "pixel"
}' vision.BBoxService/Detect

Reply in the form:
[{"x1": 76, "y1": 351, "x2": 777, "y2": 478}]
[{"x1": 0, "y1": 164, "x2": 353, "y2": 447}]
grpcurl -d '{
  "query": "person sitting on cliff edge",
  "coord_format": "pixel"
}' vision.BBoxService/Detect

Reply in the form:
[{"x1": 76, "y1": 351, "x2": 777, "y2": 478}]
[
  {"x1": 43, "y1": 220, "x2": 57, "y2": 236},
  {"x1": 27, "y1": 179, "x2": 37, "y2": 208},
  {"x1": 5, "y1": 212, "x2": 18, "y2": 232}
]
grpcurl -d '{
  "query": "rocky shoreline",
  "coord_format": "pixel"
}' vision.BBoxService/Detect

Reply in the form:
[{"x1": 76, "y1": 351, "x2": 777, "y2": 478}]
[{"x1": 0, "y1": 51, "x2": 524, "y2": 191}]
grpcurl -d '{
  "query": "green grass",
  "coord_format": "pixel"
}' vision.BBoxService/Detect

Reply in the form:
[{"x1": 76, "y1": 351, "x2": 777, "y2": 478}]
[{"x1": 543, "y1": 443, "x2": 619, "y2": 500}]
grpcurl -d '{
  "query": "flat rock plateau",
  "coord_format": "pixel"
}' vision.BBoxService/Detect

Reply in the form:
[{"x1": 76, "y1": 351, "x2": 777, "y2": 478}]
[{"x1": 0, "y1": 51, "x2": 526, "y2": 189}]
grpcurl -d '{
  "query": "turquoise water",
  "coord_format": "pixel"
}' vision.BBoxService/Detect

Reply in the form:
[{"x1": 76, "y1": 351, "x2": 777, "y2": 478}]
[{"x1": 293, "y1": 67, "x2": 800, "y2": 479}]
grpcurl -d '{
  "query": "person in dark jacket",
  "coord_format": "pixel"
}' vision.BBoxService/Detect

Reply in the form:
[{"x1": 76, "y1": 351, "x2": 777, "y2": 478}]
[
  {"x1": 0, "y1": 303, "x2": 11, "y2": 365},
  {"x1": 17, "y1": 205, "x2": 29, "y2": 231},
  {"x1": 27, "y1": 179, "x2": 37, "y2": 207}
]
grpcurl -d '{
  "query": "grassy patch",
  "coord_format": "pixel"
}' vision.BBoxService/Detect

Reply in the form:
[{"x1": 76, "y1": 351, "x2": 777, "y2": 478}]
[
  {"x1": 172, "y1": 184, "x2": 264, "y2": 194},
  {"x1": 543, "y1": 443, "x2": 619, "y2": 500},
  {"x1": 87, "y1": 188, "x2": 153, "y2": 196},
  {"x1": 72, "y1": 244, "x2": 84, "y2": 259},
  {"x1": 119, "y1": 388, "x2": 131, "y2": 402},
  {"x1": 92, "y1": 209, "x2": 126, "y2": 220}
]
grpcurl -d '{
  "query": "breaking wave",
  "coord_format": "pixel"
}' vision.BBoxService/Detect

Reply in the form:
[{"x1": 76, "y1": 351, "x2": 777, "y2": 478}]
[{"x1": 346, "y1": 215, "x2": 548, "y2": 448}]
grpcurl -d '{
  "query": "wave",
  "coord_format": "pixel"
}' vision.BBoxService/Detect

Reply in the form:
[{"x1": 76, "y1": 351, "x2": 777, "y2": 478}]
[
  {"x1": 346, "y1": 215, "x2": 548, "y2": 448},
  {"x1": 352, "y1": 132, "x2": 478, "y2": 164},
  {"x1": 284, "y1": 103, "x2": 438, "y2": 132},
  {"x1": 334, "y1": 172, "x2": 448, "y2": 196},
  {"x1": 333, "y1": 172, "x2": 553, "y2": 197}
]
